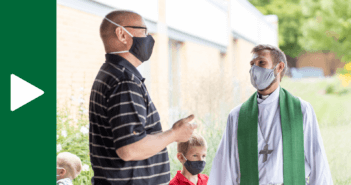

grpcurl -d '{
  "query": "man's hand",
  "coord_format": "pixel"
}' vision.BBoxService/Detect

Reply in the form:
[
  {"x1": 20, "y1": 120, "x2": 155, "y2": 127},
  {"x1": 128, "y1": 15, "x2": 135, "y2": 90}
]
[
  {"x1": 116, "y1": 114, "x2": 196, "y2": 161},
  {"x1": 171, "y1": 114, "x2": 197, "y2": 142}
]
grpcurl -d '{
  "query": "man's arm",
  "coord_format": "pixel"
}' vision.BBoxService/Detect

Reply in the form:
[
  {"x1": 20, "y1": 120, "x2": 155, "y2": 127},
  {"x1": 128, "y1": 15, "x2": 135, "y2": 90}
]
[
  {"x1": 108, "y1": 80, "x2": 196, "y2": 161},
  {"x1": 303, "y1": 102, "x2": 333, "y2": 185},
  {"x1": 117, "y1": 115, "x2": 196, "y2": 161}
]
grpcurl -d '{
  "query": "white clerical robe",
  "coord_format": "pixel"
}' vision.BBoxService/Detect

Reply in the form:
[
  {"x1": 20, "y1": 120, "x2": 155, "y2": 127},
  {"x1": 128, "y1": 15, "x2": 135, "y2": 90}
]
[{"x1": 208, "y1": 86, "x2": 333, "y2": 185}]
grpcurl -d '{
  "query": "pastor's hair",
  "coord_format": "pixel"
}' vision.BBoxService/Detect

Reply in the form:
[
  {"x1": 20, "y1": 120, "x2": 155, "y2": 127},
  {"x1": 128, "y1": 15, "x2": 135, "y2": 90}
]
[{"x1": 251, "y1": 44, "x2": 288, "y2": 81}]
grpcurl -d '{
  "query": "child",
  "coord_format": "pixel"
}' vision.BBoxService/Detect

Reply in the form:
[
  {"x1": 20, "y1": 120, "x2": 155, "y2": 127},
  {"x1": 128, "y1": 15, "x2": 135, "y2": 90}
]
[
  {"x1": 56, "y1": 152, "x2": 82, "y2": 185},
  {"x1": 170, "y1": 133, "x2": 208, "y2": 185}
]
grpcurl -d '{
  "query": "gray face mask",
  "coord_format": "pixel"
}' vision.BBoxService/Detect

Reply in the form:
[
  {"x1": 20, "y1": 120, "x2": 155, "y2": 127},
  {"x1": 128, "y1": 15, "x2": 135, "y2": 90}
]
[{"x1": 250, "y1": 64, "x2": 279, "y2": 90}]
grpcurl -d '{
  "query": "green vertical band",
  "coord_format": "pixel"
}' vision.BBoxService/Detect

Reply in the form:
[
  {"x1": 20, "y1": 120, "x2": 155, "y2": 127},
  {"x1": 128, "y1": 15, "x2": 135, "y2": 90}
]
[
  {"x1": 238, "y1": 92, "x2": 259, "y2": 184},
  {"x1": 0, "y1": 1, "x2": 56, "y2": 184},
  {"x1": 280, "y1": 88, "x2": 305, "y2": 185},
  {"x1": 238, "y1": 88, "x2": 305, "y2": 185}
]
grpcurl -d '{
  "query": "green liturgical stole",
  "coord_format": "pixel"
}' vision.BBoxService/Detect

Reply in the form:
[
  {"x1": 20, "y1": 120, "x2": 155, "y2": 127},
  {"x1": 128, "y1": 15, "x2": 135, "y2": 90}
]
[{"x1": 238, "y1": 87, "x2": 305, "y2": 185}]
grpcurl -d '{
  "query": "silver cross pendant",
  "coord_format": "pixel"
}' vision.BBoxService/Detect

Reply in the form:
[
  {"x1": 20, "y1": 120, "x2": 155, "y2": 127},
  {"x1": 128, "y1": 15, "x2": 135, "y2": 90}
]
[{"x1": 259, "y1": 144, "x2": 273, "y2": 163}]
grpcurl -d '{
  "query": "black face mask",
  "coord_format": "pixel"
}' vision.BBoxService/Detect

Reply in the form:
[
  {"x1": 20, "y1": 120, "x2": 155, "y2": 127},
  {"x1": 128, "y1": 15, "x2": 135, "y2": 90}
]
[
  {"x1": 182, "y1": 154, "x2": 206, "y2": 175},
  {"x1": 104, "y1": 17, "x2": 155, "y2": 62},
  {"x1": 129, "y1": 35, "x2": 155, "y2": 62}
]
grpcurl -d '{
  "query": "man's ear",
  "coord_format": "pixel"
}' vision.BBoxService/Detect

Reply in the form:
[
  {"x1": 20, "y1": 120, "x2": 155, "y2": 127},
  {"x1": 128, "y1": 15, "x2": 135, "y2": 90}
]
[{"x1": 115, "y1": 27, "x2": 128, "y2": 45}]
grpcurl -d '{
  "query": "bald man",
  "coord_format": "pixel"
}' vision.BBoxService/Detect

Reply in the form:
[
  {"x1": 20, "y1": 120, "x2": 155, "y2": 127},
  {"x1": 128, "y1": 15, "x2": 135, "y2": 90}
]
[{"x1": 89, "y1": 10, "x2": 197, "y2": 185}]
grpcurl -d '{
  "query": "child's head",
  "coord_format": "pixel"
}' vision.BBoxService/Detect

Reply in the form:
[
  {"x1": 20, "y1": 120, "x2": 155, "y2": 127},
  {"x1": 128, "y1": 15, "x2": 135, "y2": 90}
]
[
  {"x1": 56, "y1": 152, "x2": 82, "y2": 181},
  {"x1": 177, "y1": 133, "x2": 207, "y2": 175}
]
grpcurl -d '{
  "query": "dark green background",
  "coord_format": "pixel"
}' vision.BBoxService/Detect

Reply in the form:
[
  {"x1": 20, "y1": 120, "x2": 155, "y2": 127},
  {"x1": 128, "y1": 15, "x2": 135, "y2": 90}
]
[{"x1": 0, "y1": 0, "x2": 55, "y2": 183}]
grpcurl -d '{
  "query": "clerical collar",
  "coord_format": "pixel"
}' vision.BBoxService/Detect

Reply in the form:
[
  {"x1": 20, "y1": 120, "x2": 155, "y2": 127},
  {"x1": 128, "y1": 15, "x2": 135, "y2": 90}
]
[
  {"x1": 257, "y1": 93, "x2": 270, "y2": 100},
  {"x1": 257, "y1": 86, "x2": 281, "y2": 104},
  {"x1": 257, "y1": 92, "x2": 273, "y2": 100}
]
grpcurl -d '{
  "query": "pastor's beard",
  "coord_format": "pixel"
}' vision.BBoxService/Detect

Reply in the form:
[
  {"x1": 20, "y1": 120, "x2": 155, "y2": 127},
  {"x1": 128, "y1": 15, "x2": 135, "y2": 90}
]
[{"x1": 260, "y1": 69, "x2": 278, "y2": 91}]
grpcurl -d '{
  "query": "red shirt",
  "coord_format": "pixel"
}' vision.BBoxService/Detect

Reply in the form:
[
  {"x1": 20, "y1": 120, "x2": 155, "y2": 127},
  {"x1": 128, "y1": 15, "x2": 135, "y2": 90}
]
[{"x1": 169, "y1": 170, "x2": 209, "y2": 185}]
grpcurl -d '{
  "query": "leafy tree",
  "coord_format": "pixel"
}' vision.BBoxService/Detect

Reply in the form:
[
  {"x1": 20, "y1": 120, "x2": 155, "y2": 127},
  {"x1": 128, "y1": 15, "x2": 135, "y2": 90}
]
[
  {"x1": 249, "y1": 0, "x2": 304, "y2": 58},
  {"x1": 299, "y1": 0, "x2": 351, "y2": 85},
  {"x1": 250, "y1": 0, "x2": 351, "y2": 86},
  {"x1": 299, "y1": 0, "x2": 351, "y2": 63}
]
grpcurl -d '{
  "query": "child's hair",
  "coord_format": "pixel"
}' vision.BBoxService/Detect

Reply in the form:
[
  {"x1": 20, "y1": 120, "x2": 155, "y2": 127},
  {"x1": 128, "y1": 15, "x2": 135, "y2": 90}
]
[
  {"x1": 57, "y1": 152, "x2": 82, "y2": 179},
  {"x1": 177, "y1": 133, "x2": 207, "y2": 155}
]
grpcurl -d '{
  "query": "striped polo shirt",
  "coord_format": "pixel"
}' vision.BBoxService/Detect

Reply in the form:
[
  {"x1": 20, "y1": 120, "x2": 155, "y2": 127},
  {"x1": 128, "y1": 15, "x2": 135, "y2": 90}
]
[{"x1": 89, "y1": 54, "x2": 170, "y2": 185}]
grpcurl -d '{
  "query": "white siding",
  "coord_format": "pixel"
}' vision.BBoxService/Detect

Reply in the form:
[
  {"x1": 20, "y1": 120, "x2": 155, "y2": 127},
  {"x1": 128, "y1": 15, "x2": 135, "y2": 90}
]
[
  {"x1": 68, "y1": 0, "x2": 278, "y2": 48},
  {"x1": 93, "y1": 0, "x2": 159, "y2": 22},
  {"x1": 231, "y1": 0, "x2": 278, "y2": 46},
  {"x1": 166, "y1": 0, "x2": 228, "y2": 46}
]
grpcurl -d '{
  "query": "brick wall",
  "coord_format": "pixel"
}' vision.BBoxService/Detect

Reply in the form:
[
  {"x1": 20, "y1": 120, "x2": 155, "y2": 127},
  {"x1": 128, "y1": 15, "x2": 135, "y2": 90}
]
[
  {"x1": 57, "y1": 4, "x2": 105, "y2": 117},
  {"x1": 297, "y1": 52, "x2": 344, "y2": 76},
  {"x1": 233, "y1": 38, "x2": 257, "y2": 103}
]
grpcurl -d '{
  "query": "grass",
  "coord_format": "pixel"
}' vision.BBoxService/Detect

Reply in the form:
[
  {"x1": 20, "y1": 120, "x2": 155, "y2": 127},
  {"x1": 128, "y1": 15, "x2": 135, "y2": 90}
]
[
  {"x1": 281, "y1": 76, "x2": 351, "y2": 184},
  {"x1": 281, "y1": 77, "x2": 351, "y2": 128},
  {"x1": 57, "y1": 76, "x2": 351, "y2": 184}
]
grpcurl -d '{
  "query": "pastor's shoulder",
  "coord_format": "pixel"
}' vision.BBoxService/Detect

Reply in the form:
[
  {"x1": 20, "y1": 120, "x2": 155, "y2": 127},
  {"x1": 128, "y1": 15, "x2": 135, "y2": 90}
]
[
  {"x1": 297, "y1": 97, "x2": 314, "y2": 115},
  {"x1": 229, "y1": 103, "x2": 243, "y2": 119}
]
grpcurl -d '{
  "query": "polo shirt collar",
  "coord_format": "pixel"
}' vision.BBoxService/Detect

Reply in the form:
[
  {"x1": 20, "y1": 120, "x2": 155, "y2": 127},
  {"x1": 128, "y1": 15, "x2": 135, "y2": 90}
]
[
  {"x1": 105, "y1": 54, "x2": 145, "y2": 82},
  {"x1": 175, "y1": 170, "x2": 206, "y2": 185}
]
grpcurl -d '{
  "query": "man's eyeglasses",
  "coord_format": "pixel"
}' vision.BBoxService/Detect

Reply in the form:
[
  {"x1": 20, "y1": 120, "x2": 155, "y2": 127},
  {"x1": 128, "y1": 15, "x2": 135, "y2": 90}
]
[{"x1": 124, "y1": 26, "x2": 148, "y2": 35}]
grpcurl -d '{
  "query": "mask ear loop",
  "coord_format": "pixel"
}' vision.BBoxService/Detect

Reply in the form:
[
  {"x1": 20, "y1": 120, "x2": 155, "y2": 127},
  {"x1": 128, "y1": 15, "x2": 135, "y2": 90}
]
[
  {"x1": 272, "y1": 62, "x2": 282, "y2": 78},
  {"x1": 273, "y1": 62, "x2": 280, "y2": 70},
  {"x1": 104, "y1": 17, "x2": 134, "y2": 37},
  {"x1": 181, "y1": 153, "x2": 188, "y2": 161},
  {"x1": 104, "y1": 17, "x2": 133, "y2": 54}
]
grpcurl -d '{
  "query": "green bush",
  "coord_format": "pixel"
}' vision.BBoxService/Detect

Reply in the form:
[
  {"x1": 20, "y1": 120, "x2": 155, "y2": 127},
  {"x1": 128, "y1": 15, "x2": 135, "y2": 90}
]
[
  {"x1": 326, "y1": 84, "x2": 335, "y2": 94},
  {"x1": 57, "y1": 107, "x2": 94, "y2": 185}
]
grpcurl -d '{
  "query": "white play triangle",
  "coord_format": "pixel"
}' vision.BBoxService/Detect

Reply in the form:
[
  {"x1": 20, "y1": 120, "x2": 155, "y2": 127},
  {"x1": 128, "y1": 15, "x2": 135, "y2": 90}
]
[{"x1": 11, "y1": 74, "x2": 44, "y2": 111}]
